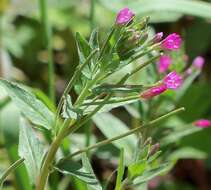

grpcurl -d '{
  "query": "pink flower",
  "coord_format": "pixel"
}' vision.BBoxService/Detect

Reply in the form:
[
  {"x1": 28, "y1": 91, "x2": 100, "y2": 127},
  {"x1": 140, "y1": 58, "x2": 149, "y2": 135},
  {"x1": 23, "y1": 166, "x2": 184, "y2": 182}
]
[
  {"x1": 163, "y1": 71, "x2": 182, "y2": 90},
  {"x1": 153, "y1": 32, "x2": 163, "y2": 43},
  {"x1": 116, "y1": 7, "x2": 135, "y2": 26},
  {"x1": 140, "y1": 85, "x2": 167, "y2": 99},
  {"x1": 157, "y1": 55, "x2": 172, "y2": 73},
  {"x1": 193, "y1": 56, "x2": 205, "y2": 70},
  {"x1": 194, "y1": 119, "x2": 211, "y2": 128},
  {"x1": 161, "y1": 33, "x2": 182, "y2": 50},
  {"x1": 140, "y1": 71, "x2": 182, "y2": 99}
]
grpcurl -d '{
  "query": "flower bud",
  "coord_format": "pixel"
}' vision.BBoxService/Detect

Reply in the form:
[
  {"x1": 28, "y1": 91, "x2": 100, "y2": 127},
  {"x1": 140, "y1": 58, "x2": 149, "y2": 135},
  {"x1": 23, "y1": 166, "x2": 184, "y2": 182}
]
[
  {"x1": 194, "y1": 119, "x2": 211, "y2": 128},
  {"x1": 140, "y1": 85, "x2": 167, "y2": 99},
  {"x1": 116, "y1": 7, "x2": 135, "y2": 26},
  {"x1": 153, "y1": 32, "x2": 163, "y2": 43},
  {"x1": 149, "y1": 143, "x2": 160, "y2": 157},
  {"x1": 192, "y1": 56, "x2": 205, "y2": 70}
]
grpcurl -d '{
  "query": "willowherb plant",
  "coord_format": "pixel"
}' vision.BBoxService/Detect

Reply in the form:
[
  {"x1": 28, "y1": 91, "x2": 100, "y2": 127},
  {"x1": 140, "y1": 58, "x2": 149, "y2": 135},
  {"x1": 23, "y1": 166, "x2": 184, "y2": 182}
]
[{"x1": 0, "y1": 7, "x2": 208, "y2": 190}]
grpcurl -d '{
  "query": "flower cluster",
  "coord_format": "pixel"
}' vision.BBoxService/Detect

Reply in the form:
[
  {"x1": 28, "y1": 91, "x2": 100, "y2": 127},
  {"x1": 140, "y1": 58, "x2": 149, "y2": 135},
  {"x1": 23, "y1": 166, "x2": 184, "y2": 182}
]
[{"x1": 116, "y1": 8, "x2": 208, "y2": 128}]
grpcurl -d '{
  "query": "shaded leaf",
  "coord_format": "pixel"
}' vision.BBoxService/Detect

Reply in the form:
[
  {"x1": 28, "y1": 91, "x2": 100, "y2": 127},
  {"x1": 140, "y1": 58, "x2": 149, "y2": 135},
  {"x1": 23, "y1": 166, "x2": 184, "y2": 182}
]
[
  {"x1": 56, "y1": 154, "x2": 102, "y2": 190},
  {"x1": 93, "y1": 113, "x2": 136, "y2": 159},
  {"x1": 169, "y1": 147, "x2": 207, "y2": 161},
  {"x1": 162, "y1": 126, "x2": 202, "y2": 146}
]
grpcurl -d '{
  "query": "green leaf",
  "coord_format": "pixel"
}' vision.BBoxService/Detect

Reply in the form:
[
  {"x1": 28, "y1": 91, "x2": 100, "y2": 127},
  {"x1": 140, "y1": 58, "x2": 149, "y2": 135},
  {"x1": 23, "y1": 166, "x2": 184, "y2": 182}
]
[
  {"x1": 93, "y1": 113, "x2": 136, "y2": 160},
  {"x1": 89, "y1": 28, "x2": 100, "y2": 50},
  {"x1": 62, "y1": 95, "x2": 82, "y2": 119},
  {"x1": 18, "y1": 118, "x2": 45, "y2": 184},
  {"x1": 128, "y1": 160, "x2": 147, "y2": 180},
  {"x1": 56, "y1": 154, "x2": 102, "y2": 190},
  {"x1": 92, "y1": 84, "x2": 144, "y2": 95},
  {"x1": 0, "y1": 79, "x2": 54, "y2": 130},
  {"x1": 0, "y1": 92, "x2": 32, "y2": 190},
  {"x1": 99, "y1": 0, "x2": 211, "y2": 22},
  {"x1": 133, "y1": 163, "x2": 172, "y2": 185},
  {"x1": 76, "y1": 32, "x2": 93, "y2": 79},
  {"x1": 115, "y1": 148, "x2": 125, "y2": 190},
  {"x1": 162, "y1": 126, "x2": 202, "y2": 146}
]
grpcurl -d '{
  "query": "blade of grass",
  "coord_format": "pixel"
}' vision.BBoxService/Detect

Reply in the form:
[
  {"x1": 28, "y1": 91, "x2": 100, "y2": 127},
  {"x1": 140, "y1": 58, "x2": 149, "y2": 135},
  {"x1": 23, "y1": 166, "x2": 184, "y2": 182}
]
[
  {"x1": 39, "y1": 0, "x2": 55, "y2": 103},
  {"x1": 0, "y1": 158, "x2": 25, "y2": 188}
]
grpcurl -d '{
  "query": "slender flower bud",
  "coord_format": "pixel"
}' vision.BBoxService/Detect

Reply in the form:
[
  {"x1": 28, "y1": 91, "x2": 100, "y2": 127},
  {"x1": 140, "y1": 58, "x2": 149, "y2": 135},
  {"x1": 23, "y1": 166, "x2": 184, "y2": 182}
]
[
  {"x1": 153, "y1": 32, "x2": 163, "y2": 43},
  {"x1": 194, "y1": 119, "x2": 211, "y2": 128},
  {"x1": 163, "y1": 71, "x2": 182, "y2": 89},
  {"x1": 157, "y1": 55, "x2": 172, "y2": 73},
  {"x1": 116, "y1": 7, "x2": 135, "y2": 26},
  {"x1": 192, "y1": 56, "x2": 205, "y2": 70},
  {"x1": 149, "y1": 143, "x2": 160, "y2": 157},
  {"x1": 140, "y1": 85, "x2": 167, "y2": 99},
  {"x1": 160, "y1": 33, "x2": 182, "y2": 50}
]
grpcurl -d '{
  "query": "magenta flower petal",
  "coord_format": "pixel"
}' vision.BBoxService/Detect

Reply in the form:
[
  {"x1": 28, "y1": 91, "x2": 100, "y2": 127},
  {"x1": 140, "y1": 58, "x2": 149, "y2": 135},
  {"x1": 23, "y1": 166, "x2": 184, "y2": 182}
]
[
  {"x1": 157, "y1": 55, "x2": 172, "y2": 73},
  {"x1": 194, "y1": 119, "x2": 211, "y2": 128},
  {"x1": 193, "y1": 56, "x2": 205, "y2": 70},
  {"x1": 116, "y1": 7, "x2": 135, "y2": 26},
  {"x1": 163, "y1": 71, "x2": 182, "y2": 90},
  {"x1": 161, "y1": 33, "x2": 182, "y2": 50},
  {"x1": 140, "y1": 85, "x2": 167, "y2": 99}
]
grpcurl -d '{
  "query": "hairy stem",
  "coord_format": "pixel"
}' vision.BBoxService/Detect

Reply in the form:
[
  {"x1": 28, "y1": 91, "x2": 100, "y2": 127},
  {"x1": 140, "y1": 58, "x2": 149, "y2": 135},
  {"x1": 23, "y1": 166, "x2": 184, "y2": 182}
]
[{"x1": 58, "y1": 107, "x2": 185, "y2": 163}]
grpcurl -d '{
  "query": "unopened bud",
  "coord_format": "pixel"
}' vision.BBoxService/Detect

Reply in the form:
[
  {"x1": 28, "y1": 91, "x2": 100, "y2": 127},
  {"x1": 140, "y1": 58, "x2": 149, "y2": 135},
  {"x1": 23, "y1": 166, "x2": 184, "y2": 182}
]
[{"x1": 149, "y1": 143, "x2": 160, "y2": 157}]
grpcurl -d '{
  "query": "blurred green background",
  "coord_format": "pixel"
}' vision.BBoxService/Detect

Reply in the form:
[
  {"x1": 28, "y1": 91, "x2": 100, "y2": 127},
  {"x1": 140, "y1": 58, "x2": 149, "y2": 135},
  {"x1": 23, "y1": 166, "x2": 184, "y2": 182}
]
[{"x1": 0, "y1": 0, "x2": 211, "y2": 189}]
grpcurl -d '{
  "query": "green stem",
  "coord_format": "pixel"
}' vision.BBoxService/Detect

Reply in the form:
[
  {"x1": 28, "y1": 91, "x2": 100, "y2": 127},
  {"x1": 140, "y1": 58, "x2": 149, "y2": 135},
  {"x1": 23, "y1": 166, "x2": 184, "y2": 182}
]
[
  {"x1": 39, "y1": 0, "x2": 55, "y2": 103},
  {"x1": 0, "y1": 158, "x2": 25, "y2": 188},
  {"x1": 36, "y1": 127, "x2": 68, "y2": 190},
  {"x1": 90, "y1": 0, "x2": 95, "y2": 32},
  {"x1": 58, "y1": 107, "x2": 185, "y2": 163},
  {"x1": 55, "y1": 49, "x2": 99, "y2": 131}
]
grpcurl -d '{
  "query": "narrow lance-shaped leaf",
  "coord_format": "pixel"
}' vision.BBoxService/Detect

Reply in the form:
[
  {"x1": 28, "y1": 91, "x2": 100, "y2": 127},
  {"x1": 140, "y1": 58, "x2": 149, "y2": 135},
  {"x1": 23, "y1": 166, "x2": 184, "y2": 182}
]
[
  {"x1": 92, "y1": 84, "x2": 144, "y2": 95},
  {"x1": 18, "y1": 118, "x2": 45, "y2": 184},
  {"x1": 0, "y1": 79, "x2": 54, "y2": 130},
  {"x1": 115, "y1": 148, "x2": 125, "y2": 190},
  {"x1": 133, "y1": 163, "x2": 172, "y2": 185}
]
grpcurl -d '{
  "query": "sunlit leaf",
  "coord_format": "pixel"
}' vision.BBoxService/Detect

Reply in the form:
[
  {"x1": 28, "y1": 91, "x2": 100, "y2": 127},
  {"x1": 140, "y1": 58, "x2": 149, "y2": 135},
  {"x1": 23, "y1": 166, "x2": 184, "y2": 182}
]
[
  {"x1": 18, "y1": 118, "x2": 45, "y2": 184},
  {"x1": 0, "y1": 79, "x2": 54, "y2": 130}
]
